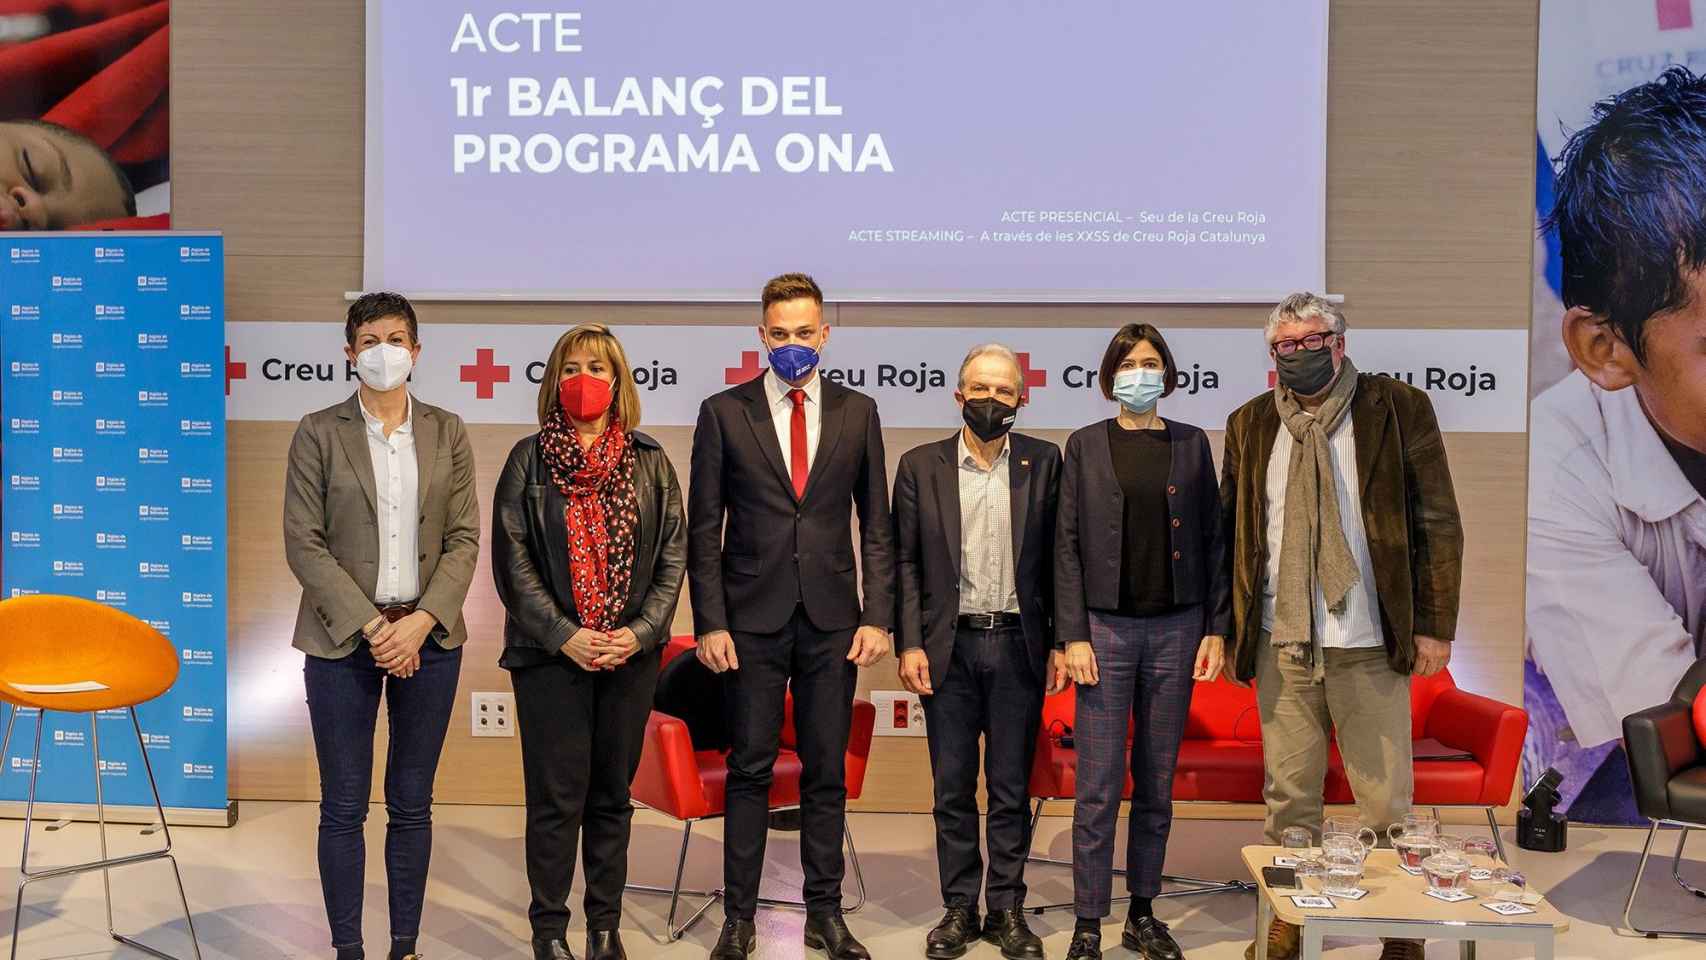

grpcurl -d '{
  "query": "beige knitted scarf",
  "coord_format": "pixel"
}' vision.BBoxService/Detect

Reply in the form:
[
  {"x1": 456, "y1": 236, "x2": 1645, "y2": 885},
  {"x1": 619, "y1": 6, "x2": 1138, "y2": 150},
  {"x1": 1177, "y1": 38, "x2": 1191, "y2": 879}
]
[{"x1": 1271, "y1": 358, "x2": 1361, "y2": 652}]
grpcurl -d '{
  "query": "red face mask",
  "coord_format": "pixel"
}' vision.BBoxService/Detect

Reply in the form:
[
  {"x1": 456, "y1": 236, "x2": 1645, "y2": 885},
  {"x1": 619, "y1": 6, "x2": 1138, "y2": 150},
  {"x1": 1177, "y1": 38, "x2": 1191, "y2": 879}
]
[{"x1": 559, "y1": 373, "x2": 614, "y2": 423}]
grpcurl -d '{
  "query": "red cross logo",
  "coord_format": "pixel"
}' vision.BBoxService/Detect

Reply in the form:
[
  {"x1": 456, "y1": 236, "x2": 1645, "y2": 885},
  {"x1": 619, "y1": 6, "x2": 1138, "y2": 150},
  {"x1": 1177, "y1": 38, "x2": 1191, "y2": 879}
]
[
  {"x1": 225, "y1": 346, "x2": 246, "y2": 396},
  {"x1": 1658, "y1": 0, "x2": 1693, "y2": 29},
  {"x1": 1015, "y1": 352, "x2": 1047, "y2": 395},
  {"x1": 725, "y1": 350, "x2": 764, "y2": 385},
  {"x1": 460, "y1": 348, "x2": 510, "y2": 399}
]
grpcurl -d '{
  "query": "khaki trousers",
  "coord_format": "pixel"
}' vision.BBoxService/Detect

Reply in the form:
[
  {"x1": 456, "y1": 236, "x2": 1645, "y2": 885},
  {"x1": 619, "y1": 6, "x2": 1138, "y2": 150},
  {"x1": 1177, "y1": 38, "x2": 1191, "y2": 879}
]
[{"x1": 1256, "y1": 634, "x2": 1413, "y2": 844}]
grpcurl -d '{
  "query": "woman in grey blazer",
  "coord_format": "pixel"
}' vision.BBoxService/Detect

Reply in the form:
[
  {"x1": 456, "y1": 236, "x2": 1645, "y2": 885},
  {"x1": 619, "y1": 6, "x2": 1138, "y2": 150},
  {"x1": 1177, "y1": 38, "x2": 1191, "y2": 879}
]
[{"x1": 283, "y1": 293, "x2": 480, "y2": 960}]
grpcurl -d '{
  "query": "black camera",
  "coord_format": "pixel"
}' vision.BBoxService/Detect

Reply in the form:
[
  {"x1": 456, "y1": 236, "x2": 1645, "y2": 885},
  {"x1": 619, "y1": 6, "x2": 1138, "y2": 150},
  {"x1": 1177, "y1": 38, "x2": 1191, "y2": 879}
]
[{"x1": 1516, "y1": 767, "x2": 1568, "y2": 853}]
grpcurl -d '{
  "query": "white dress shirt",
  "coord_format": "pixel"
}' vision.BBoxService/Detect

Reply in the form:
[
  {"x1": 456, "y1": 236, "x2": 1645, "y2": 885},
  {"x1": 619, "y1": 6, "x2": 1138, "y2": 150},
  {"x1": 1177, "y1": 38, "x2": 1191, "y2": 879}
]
[
  {"x1": 1261, "y1": 410, "x2": 1384, "y2": 649},
  {"x1": 1527, "y1": 371, "x2": 1706, "y2": 748},
  {"x1": 957, "y1": 432, "x2": 1020, "y2": 615},
  {"x1": 764, "y1": 368, "x2": 822, "y2": 478},
  {"x1": 358, "y1": 393, "x2": 421, "y2": 604}
]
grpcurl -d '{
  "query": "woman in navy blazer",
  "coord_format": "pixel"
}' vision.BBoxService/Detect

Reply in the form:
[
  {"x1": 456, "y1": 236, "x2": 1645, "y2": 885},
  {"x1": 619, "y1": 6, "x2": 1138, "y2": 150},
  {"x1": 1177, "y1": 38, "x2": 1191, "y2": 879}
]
[{"x1": 1052, "y1": 323, "x2": 1230, "y2": 960}]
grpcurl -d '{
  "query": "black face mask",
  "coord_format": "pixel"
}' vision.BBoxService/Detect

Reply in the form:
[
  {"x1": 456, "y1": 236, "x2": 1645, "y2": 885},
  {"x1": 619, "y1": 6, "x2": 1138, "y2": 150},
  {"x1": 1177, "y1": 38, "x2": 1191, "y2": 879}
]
[
  {"x1": 961, "y1": 397, "x2": 1018, "y2": 442},
  {"x1": 1274, "y1": 345, "x2": 1338, "y2": 397}
]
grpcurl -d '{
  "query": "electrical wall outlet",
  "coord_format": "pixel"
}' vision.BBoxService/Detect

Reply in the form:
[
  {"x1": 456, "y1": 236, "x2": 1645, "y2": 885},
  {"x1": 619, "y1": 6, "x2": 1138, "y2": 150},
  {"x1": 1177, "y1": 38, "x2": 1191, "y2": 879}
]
[
  {"x1": 870, "y1": 690, "x2": 926, "y2": 737},
  {"x1": 470, "y1": 692, "x2": 516, "y2": 737}
]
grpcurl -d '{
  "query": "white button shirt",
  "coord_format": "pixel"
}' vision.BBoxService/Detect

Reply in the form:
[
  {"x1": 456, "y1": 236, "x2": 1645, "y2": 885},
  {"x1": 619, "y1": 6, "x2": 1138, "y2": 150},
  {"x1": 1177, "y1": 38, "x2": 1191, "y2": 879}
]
[
  {"x1": 764, "y1": 368, "x2": 822, "y2": 479},
  {"x1": 1261, "y1": 411, "x2": 1384, "y2": 650},
  {"x1": 358, "y1": 394, "x2": 421, "y2": 604},
  {"x1": 957, "y1": 432, "x2": 1020, "y2": 615},
  {"x1": 1527, "y1": 371, "x2": 1706, "y2": 748}
]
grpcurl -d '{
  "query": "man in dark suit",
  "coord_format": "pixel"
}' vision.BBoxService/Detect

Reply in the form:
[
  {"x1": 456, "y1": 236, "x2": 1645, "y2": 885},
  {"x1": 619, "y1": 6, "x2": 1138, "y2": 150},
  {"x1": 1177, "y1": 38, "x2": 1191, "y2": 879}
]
[
  {"x1": 688, "y1": 273, "x2": 895, "y2": 960},
  {"x1": 894, "y1": 344, "x2": 1061, "y2": 960}
]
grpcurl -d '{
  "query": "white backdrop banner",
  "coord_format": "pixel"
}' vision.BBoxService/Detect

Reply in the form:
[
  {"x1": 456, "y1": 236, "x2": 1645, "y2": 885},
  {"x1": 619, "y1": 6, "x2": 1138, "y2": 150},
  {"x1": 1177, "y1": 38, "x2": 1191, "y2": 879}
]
[{"x1": 225, "y1": 325, "x2": 1527, "y2": 432}]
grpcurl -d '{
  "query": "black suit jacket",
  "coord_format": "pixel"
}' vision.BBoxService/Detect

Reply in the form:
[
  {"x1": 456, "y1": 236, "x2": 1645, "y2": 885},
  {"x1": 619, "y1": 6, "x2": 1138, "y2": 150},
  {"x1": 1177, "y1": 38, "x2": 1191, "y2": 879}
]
[
  {"x1": 688, "y1": 375, "x2": 895, "y2": 636},
  {"x1": 1055, "y1": 417, "x2": 1229, "y2": 648},
  {"x1": 491, "y1": 431, "x2": 687, "y2": 670},
  {"x1": 894, "y1": 431, "x2": 1061, "y2": 687}
]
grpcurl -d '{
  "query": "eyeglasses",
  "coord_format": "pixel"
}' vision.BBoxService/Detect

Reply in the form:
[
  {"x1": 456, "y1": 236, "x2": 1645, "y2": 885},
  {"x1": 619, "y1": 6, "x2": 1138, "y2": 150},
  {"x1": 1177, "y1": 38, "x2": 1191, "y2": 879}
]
[{"x1": 1270, "y1": 332, "x2": 1338, "y2": 357}]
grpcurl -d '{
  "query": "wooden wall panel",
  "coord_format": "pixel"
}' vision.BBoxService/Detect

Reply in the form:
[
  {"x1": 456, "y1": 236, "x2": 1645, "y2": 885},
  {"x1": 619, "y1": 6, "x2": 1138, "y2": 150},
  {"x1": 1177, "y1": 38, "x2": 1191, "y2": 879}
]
[{"x1": 175, "y1": 0, "x2": 1538, "y2": 810}]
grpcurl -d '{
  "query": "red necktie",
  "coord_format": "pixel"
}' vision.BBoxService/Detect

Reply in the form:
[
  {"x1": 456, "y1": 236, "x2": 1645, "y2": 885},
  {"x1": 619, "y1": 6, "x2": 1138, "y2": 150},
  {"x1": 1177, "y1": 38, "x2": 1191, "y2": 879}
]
[{"x1": 789, "y1": 388, "x2": 809, "y2": 499}]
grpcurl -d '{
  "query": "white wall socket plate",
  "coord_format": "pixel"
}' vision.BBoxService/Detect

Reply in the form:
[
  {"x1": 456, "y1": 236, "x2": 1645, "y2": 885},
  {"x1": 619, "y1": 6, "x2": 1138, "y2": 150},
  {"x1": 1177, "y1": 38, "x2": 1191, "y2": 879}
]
[
  {"x1": 870, "y1": 689, "x2": 926, "y2": 737},
  {"x1": 470, "y1": 692, "x2": 516, "y2": 737}
]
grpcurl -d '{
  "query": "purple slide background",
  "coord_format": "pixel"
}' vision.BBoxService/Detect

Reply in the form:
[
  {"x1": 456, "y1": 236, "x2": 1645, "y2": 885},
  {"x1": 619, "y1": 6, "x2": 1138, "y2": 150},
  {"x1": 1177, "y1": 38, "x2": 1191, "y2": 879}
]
[{"x1": 369, "y1": 1, "x2": 1327, "y2": 300}]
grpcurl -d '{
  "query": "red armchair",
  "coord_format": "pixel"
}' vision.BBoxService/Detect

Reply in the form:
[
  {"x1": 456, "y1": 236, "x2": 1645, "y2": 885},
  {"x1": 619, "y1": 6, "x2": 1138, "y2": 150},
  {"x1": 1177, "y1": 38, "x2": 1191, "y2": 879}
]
[
  {"x1": 627, "y1": 637, "x2": 877, "y2": 941},
  {"x1": 1024, "y1": 669, "x2": 1527, "y2": 911}
]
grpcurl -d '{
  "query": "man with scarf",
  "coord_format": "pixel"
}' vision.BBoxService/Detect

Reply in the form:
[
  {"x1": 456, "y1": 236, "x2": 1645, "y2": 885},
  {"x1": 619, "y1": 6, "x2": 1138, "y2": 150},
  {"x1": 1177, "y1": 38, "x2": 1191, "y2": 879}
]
[
  {"x1": 689, "y1": 272, "x2": 896, "y2": 960},
  {"x1": 1218, "y1": 293, "x2": 1463, "y2": 960}
]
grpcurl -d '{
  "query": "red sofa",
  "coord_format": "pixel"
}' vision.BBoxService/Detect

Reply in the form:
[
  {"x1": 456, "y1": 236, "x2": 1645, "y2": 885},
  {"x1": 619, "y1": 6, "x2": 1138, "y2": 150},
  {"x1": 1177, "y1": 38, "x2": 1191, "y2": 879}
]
[{"x1": 1029, "y1": 669, "x2": 1529, "y2": 856}]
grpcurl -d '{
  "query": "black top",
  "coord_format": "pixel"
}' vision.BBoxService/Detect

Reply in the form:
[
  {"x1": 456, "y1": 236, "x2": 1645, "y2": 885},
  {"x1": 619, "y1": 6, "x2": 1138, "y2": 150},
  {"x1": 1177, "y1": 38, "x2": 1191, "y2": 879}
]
[
  {"x1": 1659, "y1": 429, "x2": 1706, "y2": 501},
  {"x1": 1106, "y1": 419, "x2": 1175, "y2": 616}
]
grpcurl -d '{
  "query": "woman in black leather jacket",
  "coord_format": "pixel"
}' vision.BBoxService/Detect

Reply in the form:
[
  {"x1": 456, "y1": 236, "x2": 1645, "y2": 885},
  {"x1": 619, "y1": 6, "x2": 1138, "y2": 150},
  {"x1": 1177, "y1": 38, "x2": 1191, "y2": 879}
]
[{"x1": 492, "y1": 323, "x2": 686, "y2": 960}]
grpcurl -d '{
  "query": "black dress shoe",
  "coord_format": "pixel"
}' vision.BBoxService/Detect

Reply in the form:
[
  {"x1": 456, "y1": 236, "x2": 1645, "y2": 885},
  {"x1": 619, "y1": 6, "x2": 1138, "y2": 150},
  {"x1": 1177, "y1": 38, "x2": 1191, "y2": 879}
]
[
  {"x1": 585, "y1": 929, "x2": 625, "y2": 960},
  {"x1": 981, "y1": 907, "x2": 1045, "y2": 960},
  {"x1": 925, "y1": 906, "x2": 980, "y2": 959},
  {"x1": 804, "y1": 912, "x2": 871, "y2": 960},
  {"x1": 1065, "y1": 926, "x2": 1103, "y2": 960},
  {"x1": 709, "y1": 918, "x2": 756, "y2": 960},
  {"x1": 531, "y1": 937, "x2": 574, "y2": 960},
  {"x1": 1122, "y1": 916, "x2": 1182, "y2": 960}
]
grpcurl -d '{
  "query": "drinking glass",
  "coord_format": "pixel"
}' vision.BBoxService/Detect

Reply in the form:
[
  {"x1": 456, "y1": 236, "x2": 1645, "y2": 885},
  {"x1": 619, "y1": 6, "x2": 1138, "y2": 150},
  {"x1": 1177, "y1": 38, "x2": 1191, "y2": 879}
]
[
  {"x1": 1422, "y1": 851, "x2": 1471, "y2": 891},
  {"x1": 1462, "y1": 836, "x2": 1500, "y2": 878},
  {"x1": 1491, "y1": 867, "x2": 1530, "y2": 902},
  {"x1": 1281, "y1": 826, "x2": 1317, "y2": 860},
  {"x1": 1294, "y1": 857, "x2": 1325, "y2": 894},
  {"x1": 1322, "y1": 849, "x2": 1365, "y2": 897}
]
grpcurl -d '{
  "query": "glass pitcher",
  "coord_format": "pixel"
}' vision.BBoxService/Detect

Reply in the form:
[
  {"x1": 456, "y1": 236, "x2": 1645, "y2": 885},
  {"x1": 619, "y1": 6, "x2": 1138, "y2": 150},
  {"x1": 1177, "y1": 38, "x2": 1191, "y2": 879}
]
[{"x1": 1322, "y1": 815, "x2": 1379, "y2": 861}]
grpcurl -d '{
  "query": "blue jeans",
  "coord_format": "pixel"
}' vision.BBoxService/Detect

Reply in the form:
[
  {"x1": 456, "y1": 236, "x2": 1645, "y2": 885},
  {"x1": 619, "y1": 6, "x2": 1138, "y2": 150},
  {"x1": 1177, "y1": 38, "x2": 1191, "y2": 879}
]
[{"x1": 304, "y1": 639, "x2": 462, "y2": 953}]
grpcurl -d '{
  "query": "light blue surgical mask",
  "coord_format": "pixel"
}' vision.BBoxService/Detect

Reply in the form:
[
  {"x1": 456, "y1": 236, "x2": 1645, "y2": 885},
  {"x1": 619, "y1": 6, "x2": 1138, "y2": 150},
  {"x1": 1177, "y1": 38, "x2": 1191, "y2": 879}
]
[{"x1": 1112, "y1": 368, "x2": 1166, "y2": 414}]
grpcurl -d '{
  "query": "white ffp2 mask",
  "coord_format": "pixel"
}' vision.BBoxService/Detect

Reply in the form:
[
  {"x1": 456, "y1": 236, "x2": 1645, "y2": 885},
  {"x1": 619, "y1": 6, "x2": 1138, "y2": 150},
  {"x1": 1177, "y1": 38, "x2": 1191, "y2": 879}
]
[{"x1": 355, "y1": 343, "x2": 414, "y2": 391}]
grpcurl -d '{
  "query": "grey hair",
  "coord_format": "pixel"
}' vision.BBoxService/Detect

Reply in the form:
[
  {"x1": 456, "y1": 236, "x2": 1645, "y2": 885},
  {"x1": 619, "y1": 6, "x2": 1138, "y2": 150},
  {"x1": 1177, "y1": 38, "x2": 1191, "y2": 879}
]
[
  {"x1": 957, "y1": 342, "x2": 1024, "y2": 389},
  {"x1": 1265, "y1": 292, "x2": 1346, "y2": 341}
]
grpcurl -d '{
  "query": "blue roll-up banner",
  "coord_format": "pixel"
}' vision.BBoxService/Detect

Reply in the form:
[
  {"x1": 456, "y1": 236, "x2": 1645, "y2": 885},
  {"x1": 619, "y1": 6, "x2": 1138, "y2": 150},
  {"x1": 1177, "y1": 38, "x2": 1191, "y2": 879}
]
[{"x1": 1, "y1": 233, "x2": 228, "y2": 817}]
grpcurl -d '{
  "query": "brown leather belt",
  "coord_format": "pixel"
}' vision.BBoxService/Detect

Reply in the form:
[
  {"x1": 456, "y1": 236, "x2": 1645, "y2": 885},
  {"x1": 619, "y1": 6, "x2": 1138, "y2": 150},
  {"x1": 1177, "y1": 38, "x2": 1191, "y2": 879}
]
[{"x1": 378, "y1": 602, "x2": 418, "y2": 623}]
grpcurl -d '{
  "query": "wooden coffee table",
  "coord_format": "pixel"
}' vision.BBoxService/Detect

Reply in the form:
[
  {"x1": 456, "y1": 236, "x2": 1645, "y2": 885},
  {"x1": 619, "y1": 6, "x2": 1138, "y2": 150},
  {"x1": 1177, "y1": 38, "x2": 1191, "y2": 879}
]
[{"x1": 1241, "y1": 845, "x2": 1569, "y2": 959}]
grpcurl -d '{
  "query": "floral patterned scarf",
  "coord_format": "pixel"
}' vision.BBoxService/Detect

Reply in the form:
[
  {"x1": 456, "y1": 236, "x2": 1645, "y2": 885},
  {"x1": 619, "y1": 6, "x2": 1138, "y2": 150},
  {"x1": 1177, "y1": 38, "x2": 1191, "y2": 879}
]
[{"x1": 538, "y1": 406, "x2": 640, "y2": 633}]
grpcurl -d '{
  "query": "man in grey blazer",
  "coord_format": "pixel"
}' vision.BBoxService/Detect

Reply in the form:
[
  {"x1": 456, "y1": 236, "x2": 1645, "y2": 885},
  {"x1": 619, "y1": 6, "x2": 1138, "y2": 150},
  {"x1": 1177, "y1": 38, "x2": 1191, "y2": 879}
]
[{"x1": 283, "y1": 292, "x2": 479, "y2": 960}]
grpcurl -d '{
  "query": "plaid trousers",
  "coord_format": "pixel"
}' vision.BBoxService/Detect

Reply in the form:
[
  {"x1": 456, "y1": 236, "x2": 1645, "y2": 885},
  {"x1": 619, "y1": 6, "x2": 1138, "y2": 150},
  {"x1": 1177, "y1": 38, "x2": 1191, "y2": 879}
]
[{"x1": 1070, "y1": 605, "x2": 1201, "y2": 917}]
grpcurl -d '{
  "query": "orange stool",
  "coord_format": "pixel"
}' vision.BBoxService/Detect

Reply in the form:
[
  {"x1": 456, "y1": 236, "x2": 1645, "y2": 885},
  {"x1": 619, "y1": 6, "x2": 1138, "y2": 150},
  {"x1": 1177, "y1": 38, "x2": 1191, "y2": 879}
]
[{"x1": 0, "y1": 594, "x2": 202, "y2": 960}]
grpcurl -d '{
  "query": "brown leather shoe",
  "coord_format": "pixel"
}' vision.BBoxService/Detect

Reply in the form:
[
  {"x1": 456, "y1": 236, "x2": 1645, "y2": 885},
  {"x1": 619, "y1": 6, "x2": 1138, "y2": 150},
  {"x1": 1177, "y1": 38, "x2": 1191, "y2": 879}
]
[
  {"x1": 1243, "y1": 918, "x2": 1300, "y2": 960},
  {"x1": 1377, "y1": 939, "x2": 1425, "y2": 960}
]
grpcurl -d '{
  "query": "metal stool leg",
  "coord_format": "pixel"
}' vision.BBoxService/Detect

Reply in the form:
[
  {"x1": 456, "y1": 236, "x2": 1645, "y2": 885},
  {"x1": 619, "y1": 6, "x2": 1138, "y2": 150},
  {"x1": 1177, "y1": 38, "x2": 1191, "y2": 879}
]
[
  {"x1": 111, "y1": 706, "x2": 203, "y2": 960},
  {"x1": 91, "y1": 713, "x2": 115, "y2": 935},
  {"x1": 1672, "y1": 826, "x2": 1706, "y2": 899},
  {"x1": 1624, "y1": 818, "x2": 1706, "y2": 939},
  {"x1": 624, "y1": 819, "x2": 722, "y2": 942},
  {"x1": 842, "y1": 821, "x2": 868, "y2": 914},
  {"x1": 627, "y1": 814, "x2": 872, "y2": 940},
  {"x1": 1023, "y1": 800, "x2": 1255, "y2": 914},
  {"x1": 12, "y1": 709, "x2": 47, "y2": 960},
  {"x1": 1484, "y1": 807, "x2": 1508, "y2": 864}
]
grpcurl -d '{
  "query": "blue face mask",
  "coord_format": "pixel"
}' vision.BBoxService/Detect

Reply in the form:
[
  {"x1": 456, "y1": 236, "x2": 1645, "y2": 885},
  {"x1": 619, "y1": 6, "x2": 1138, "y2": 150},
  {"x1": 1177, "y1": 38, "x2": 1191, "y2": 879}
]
[
  {"x1": 1112, "y1": 368, "x2": 1166, "y2": 414},
  {"x1": 767, "y1": 343, "x2": 820, "y2": 382}
]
